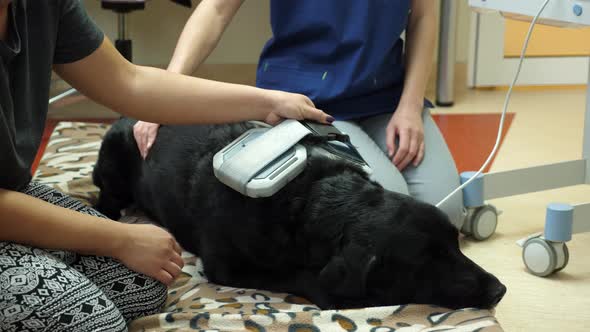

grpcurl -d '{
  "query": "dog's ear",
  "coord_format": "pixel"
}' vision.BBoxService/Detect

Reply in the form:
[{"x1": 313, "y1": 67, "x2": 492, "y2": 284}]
[
  {"x1": 92, "y1": 119, "x2": 138, "y2": 217},
  {"x1": 319, "y1": 255, "x2": 347, "y2": 287},
  {"x1": 319, "y1": 244, "x2": 377, "y2": 298}
]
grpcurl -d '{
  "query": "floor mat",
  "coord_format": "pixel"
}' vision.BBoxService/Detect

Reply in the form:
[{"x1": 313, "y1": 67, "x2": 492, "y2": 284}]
[
  {"x1": 32, "y1": 118, "x2": 115, "y2": 174},
  {"x1": 433, "y1": 113, "x2": 515, "y2": 174},
  {"x1": 32, "y1": 121, "x2": 505, "y2": 331}
]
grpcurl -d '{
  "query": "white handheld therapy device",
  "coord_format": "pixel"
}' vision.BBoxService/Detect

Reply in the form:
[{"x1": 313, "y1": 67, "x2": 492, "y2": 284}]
[{"x1": 213, "y1": 120, "x2": 371, "y2": 198}]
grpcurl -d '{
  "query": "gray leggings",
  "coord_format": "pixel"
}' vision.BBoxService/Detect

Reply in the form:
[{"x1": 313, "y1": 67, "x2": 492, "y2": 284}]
[{"x1": 333, "y1": 110, "x2": 465, "y2": 228}]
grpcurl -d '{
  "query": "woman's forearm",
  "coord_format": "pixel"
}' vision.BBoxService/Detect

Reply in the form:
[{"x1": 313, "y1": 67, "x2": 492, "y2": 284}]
[
  {"x1": 124, "y1": 64, "x2": 276, "y2": 124},
  {"x1": 167, "y1": 0, "x2": 244, "y2": 75},
  {"x1": 55, "y1": 38, "x2": 329, "y2": 127},
  {"x1": 0, "y1": 188, "x2": 124, "y2": 257},
  {"x1": 400, "y1": 3, "x2": 437, "y2": 108},
  {"x1": 55, "y1": 41, "x2": 276, "y2": 125}
]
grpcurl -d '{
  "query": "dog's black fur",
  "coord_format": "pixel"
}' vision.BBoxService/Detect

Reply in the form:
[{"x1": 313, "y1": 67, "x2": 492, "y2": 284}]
[{"x1": 93, "y1": 117, "x2": 506, "y2": 310}]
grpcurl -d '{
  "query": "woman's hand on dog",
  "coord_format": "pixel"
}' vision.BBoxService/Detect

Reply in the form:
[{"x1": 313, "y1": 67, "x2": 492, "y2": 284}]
[
  {"x1": 133, "y1": 121, "x2": 161, "y2": 160},
  {"x1": 264, "y1": 90, "x2": 335, "y2": 126},
  {"x1": 112, "y1": 223, "x2": 185, "y2": 285}
]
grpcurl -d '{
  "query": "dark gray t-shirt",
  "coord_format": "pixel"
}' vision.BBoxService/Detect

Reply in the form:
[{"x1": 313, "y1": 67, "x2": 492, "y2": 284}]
[{"x1": 0, "y1": 0, "x2": 103, "y2": 190}]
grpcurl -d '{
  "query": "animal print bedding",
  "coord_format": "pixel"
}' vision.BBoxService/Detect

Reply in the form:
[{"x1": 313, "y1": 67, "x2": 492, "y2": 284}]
[{"x1": 33, "y1": 121, "x2": 504, "y2": 331}]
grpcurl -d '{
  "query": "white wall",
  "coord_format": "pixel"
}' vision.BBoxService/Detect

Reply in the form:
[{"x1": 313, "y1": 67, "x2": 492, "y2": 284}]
[
  {"x1": 84, "y1": 0, "x2": 472, "y2": 67},
  {"x1": 84, "y1": 0, "x2": 272, "y2": 65}
]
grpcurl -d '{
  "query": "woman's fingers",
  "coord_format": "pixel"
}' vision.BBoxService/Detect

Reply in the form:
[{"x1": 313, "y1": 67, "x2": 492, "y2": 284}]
[
  {"x1": 303, "y1": 105, "x2": 334, "y2": 124},
  {"x1": 398, "y1": 130, "x2": 419, "y2": 171},
  {"x1": 163, "y1": 261, "x2": 183, "y2": 280},
  {"x1": 171, "y1": 251, "x2": 184, "y2": 269},
  {"x1": 156, "y1": 269, "x2": 175, "y2": 285},
  {"x1": 414, "y1": 141, "x2": 425, "y2": 167},
  {"x1": 392, "y1": 128, "x2": 410, "y2": 167}
]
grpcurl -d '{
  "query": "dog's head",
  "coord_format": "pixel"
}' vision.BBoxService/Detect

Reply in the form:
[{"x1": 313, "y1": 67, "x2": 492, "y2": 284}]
[
  {"x1": 316, "y1": 196, "x2": 506, "y2": 310},
  {"x1": 375, "y1": 201, "x2": 505, "y2": 310},
  {"x1": 93, "y1": 118, "x2": 140, "y2": 219},
  {"x1": 301, "y1": 160, "x2": 506, "y2": 310}
]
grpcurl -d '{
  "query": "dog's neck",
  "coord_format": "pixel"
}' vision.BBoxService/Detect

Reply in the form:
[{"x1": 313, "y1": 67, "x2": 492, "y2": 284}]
[{"x1": 282, "y1": 154, "x2": 387, "y2": 268}]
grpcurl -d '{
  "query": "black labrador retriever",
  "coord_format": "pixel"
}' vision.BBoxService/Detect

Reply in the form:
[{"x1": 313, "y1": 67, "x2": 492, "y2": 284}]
[{"x1": 93, "y1": 117, "x2": 506, "y2": 310}]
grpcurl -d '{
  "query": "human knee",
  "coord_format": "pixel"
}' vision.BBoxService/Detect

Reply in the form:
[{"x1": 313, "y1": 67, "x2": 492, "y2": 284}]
[
  {"x1": 0, "y1": 303, "x2": 127, "y2": 332},
  {"x1": 371, "y1": 172, "x2": 409, "y2": 195},
  {"x1": 0, "y1": 269, "x2": 127, "y2": 330},
  {"x1": 438, "y1": 195, "x2": 466, "y2": 230},
  {"x1": 140, "y1": 277, "x2": 168, "y2": 315},
  {"x1": 113, "y1": 275, "x2": 167, "y2": 322},
  {"x1": 333, "y1": 120, "x2": 409, "y2": 195}
]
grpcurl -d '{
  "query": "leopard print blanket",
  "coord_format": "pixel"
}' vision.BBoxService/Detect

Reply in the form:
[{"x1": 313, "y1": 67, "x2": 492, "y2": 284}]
[{"x1": 33, "y1": 121, "x2": 504, "y2": 332}]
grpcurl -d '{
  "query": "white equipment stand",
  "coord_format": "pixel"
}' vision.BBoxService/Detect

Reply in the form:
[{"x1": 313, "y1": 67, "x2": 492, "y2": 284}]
[{"x1": 464, "y1": 0, "x2": 590, "y2": 277}]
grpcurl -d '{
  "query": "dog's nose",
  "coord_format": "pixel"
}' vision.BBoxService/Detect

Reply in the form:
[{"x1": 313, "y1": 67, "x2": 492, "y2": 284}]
[{"x1": 488, "y1": 284, "x2": 506, "y2": 306}]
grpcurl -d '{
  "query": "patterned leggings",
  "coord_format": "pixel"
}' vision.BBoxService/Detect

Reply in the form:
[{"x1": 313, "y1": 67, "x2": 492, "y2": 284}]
[{"x1": 0, "y1": 183, "x2": 167, "y2": 332}]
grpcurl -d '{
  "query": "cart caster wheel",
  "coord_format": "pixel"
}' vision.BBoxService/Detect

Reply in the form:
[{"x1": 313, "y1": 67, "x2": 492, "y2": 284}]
[
  {"x1": 554, "y1": 242, "x2": 569, "y2": 273},
  {"x1": 461, "y1": 205, "x2": 498, "y2": 241},
  {"x1": 522, "y1": 238, "x2": 569, "y2": 277}
]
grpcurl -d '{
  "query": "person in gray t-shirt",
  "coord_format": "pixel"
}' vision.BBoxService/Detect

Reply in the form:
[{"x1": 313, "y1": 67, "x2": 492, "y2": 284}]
[{"x1": 0, "y1": 1, "x2": 333, "y2": 331}]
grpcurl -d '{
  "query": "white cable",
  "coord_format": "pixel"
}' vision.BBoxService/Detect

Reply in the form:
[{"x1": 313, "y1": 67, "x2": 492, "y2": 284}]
[
  {"x1": 436, "y1": 0, "x2": 551, "y2": 208},
  {"x1": 248, "y1": 121, "x2": 272, "y2": 128},
  {"x1": 48, "y1": 88, "x2": 78, "y2": 106}
]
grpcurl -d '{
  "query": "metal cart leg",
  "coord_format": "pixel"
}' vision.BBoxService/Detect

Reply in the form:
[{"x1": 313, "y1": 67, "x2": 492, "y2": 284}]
[{"x1": 436, "y1": 0, "x2": 458, "y2": 107}]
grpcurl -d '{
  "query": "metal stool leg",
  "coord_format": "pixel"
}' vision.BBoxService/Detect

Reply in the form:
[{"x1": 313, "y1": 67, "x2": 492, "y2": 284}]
[{"x1": 116, "y1": 13, "x2": 132, "y2": 62}]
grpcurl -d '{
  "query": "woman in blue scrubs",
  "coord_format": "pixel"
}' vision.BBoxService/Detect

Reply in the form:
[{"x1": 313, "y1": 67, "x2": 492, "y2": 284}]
[{"x1": 135, "y1": 0, "x2": 465, "y2": 228}]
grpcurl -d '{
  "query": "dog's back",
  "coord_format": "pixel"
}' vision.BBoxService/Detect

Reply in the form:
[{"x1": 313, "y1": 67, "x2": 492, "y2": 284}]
[{"x1": 94, "y1": 119, "x2": 380, "y2": 292}]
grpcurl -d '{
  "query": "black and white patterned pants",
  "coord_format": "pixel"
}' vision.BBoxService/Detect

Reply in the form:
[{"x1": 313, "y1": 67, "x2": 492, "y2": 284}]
[{"x1": 0, "y1": 182, "x2": 167, "y2": 332}]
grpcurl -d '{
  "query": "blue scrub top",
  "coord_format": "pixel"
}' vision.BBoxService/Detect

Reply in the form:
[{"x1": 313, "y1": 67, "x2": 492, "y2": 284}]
[{"x1": 256, "y1": 0, "x2": 432, "y2": 120}]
